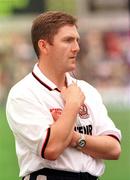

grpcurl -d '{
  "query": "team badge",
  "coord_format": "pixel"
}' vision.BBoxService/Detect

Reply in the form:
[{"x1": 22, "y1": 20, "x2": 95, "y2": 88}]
[{"x1": 79, "y1": 104, "x2": 90, "y2": 119}]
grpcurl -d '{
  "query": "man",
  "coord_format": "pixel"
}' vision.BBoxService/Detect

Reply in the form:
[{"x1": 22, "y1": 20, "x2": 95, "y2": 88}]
[{"x1": 6, "y1": 11, "x2": 121, "y2": 180}]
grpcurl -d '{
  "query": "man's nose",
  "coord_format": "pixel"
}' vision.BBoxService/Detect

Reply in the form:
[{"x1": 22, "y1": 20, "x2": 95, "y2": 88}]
[{"x1": 72, "y1": 41, "x2": 80, "y2": 52}]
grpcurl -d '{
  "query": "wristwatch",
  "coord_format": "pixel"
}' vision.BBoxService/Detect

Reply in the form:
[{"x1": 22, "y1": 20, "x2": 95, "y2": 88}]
[{"x1": 76, "y1": 133, "x2": 86, "y2": 150}]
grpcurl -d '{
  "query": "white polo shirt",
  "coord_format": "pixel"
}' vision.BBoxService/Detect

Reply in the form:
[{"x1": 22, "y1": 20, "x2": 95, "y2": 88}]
[{"x1": 6, "y1": 64, "x2": 121, "y2": 177}]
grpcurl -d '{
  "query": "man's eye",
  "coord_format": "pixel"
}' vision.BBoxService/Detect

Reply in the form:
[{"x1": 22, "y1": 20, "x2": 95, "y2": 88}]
[{"x1": 65, "y1": 38, "x2": 73, "y2": 42}]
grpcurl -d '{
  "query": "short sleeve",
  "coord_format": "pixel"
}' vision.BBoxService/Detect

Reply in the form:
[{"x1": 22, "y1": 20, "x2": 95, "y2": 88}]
[
  {"x1": 92, "y1": 91, "x2": 121, "y2": 141},
  {"x1": 79, "y1": 80, "x2": 121, "y2": 142},
  {"x1": 6, "y1": 90, "x2": 53, "y2": 158}
]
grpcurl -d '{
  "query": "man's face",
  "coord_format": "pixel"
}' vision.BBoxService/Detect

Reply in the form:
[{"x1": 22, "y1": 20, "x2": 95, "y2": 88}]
[{"x1": 47, "y1": 25, "x2": 80, "y2": 73}]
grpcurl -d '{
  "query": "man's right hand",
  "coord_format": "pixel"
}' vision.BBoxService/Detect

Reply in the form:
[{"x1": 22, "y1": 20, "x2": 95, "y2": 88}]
[{"x1": 61, "y1": 83, "x2": 85, "y2": 113}]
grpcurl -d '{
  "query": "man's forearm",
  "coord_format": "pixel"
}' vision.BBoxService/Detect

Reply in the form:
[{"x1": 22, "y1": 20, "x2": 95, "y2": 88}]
[
  {"x1": 70, "y1": 131, "x2": 121, "y2": 160},
  {"x1": 44, "y1": 103, "x2": 79, "y2": 160}
]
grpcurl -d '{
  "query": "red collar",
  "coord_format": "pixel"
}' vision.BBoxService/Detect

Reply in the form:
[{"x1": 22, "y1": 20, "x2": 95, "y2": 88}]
[{"x1": 32, "y1": 72, "x2": 61, "y2": 92}]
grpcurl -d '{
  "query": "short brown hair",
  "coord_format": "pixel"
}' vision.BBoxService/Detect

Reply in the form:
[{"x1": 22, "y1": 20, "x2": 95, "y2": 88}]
[{"x1": 31, "y1": 11, "x2": 77, "y2": 58}]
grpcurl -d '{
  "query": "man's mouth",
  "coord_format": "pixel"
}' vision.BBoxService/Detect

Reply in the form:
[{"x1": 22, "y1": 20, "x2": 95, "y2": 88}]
[{"x1": 69, "y1": 56, "x2": 77, "y2": 59}]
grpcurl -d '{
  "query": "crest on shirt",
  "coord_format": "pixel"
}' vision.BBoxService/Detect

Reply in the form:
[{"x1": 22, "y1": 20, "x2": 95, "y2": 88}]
[{"x1": 79, "y1": 104, "x2": 90, "y2": 119}]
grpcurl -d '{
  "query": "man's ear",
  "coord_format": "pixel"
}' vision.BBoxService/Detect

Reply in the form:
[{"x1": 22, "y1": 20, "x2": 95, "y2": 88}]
[{"x1": 38, "y1": 39, "x2": 48, "y2": 54}]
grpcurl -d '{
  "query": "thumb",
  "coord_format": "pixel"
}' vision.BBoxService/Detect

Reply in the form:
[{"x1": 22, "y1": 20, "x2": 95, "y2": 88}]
[{"x1": 61, "y1": 86, "x2": 67, "y2": 93}]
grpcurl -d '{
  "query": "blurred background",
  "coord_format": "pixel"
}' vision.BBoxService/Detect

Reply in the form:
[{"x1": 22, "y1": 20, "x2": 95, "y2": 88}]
[{"x1": 0, "y1": 0, "x2": 130, "y2": 180}]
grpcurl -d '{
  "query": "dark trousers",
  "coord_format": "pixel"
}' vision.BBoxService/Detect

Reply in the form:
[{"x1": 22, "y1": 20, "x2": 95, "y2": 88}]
[{"x1": 23, "y1": 168, "x2": 98, "y2": 180}]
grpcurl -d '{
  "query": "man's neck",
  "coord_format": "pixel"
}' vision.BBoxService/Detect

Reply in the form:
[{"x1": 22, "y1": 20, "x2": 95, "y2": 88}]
[{"x1": 38, "y1": 62, "x2": 67, "y2": 90}]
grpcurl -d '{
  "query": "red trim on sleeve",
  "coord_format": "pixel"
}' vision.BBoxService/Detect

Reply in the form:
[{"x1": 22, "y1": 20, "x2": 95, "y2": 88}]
[
  {"x1": 107, "y1": 134, "x2": 120, "y2": 143},
  {"x1": 41, "y1": 128, "x2": 51, "y2": 158}
]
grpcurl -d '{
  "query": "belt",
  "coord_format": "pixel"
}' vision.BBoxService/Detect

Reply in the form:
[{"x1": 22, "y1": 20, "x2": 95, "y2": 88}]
[{"x1": 23, "y1": 168, "x2": 98, "y2": 180}]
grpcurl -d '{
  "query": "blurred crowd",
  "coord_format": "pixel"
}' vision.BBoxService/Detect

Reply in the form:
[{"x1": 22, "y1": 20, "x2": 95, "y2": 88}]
[
  {"x1": 77, "y1": 30, "x2": 130, "y2": 88},
  {"x1": 0, "y1": 31, "x2": 36, "y2": 105},
  {"x1": 0, "y1": 29, "x2": 130, "y2": 105}
]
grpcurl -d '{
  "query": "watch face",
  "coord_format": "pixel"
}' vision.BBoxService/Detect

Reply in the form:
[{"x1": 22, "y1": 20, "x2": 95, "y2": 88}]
[{"x1": 79, "y1": 139, "x2": 86, "y2": 148}]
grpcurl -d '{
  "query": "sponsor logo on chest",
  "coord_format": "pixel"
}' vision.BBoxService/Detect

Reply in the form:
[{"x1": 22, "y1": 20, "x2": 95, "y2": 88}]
[{"x1": 50, "y1": 104, "x2": 93, "y2": 135}]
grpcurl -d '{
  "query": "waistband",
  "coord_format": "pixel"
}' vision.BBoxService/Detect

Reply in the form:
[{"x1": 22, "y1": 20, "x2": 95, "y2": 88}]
[{"x1": 23, "y1": 168, "x2": 98, "y2": 180}]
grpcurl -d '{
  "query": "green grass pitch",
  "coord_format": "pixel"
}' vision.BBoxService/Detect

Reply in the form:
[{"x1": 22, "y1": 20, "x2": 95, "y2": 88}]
[{"x1": 0, "y1": 106, "x2": 130, "y2": 180}]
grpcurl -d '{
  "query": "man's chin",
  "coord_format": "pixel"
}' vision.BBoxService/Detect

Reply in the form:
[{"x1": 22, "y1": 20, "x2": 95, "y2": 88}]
[{"x1": 69, "y1": 64, "x2": 76, "y2": 71}]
